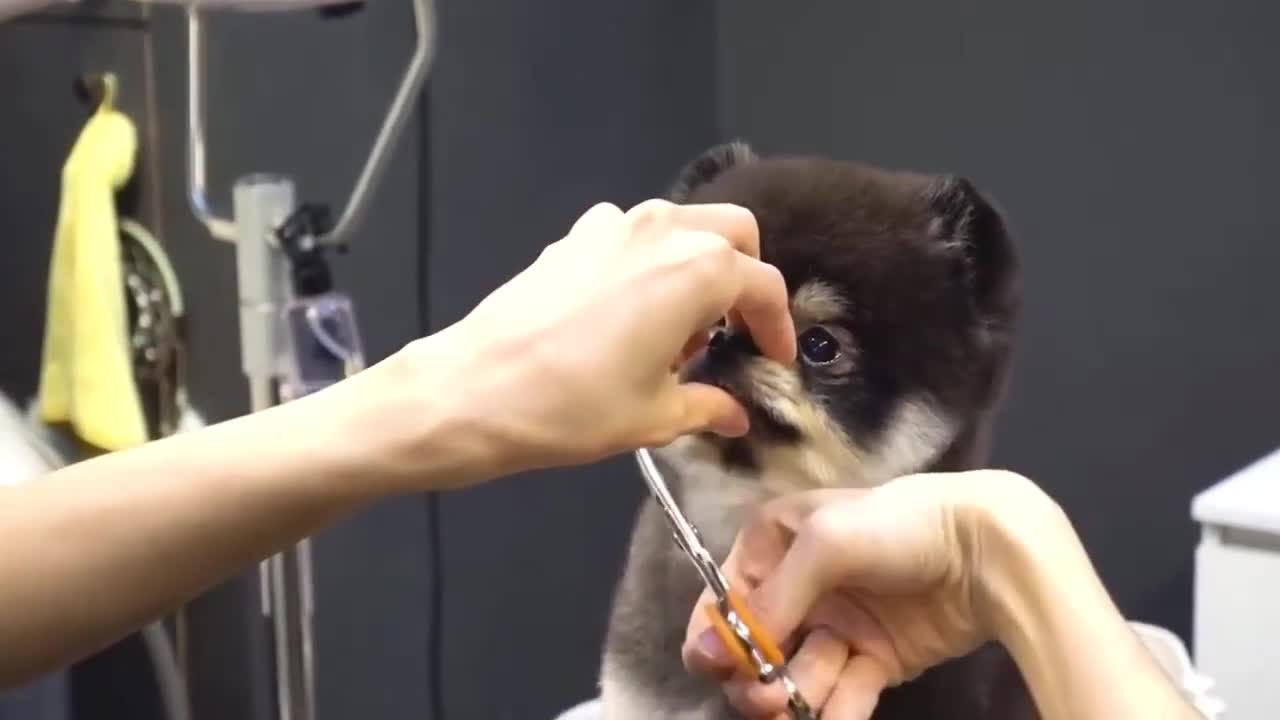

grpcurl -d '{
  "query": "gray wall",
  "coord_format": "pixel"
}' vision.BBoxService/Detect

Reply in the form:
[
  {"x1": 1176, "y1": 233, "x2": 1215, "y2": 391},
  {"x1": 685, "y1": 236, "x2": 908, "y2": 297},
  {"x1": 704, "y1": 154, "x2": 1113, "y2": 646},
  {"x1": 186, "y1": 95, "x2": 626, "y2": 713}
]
[
  {"x1": 424, "y1": 2, "x2": 1280, "y2": 714},
  {"x1": 424, "y1": 2, "x2": 719, "y2": 717},
  {"x1": 717, "y1": 1, "x2": 1280, "y2": 642}
]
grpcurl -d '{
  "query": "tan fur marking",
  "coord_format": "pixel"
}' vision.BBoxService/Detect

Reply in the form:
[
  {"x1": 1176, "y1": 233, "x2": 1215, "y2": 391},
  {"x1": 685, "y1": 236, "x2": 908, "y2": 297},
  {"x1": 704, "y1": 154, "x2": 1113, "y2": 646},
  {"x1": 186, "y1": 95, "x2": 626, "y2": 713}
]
[
  {"x1": 790, "y1": 280, "x2": 847, "y2": 327},
  {"x1": 742, "y1": 360, "x2": 874, "y2": 492},
  {"x1": 662, "y1": 357, "x2": 956, "y2": 505}
]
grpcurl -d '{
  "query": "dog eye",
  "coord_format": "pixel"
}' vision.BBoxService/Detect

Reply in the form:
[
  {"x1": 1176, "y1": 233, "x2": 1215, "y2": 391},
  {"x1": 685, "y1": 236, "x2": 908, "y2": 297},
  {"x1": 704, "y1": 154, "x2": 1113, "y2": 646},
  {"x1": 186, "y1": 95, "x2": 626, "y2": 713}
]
[{"x1": 798, "y1": 327, "x2": 840, "y2": 365}]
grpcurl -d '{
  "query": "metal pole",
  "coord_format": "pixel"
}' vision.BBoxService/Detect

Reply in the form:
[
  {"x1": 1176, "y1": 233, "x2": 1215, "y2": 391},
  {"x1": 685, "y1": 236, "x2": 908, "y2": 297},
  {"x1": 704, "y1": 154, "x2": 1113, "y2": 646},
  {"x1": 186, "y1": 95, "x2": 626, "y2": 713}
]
[
  {"x1": 320, "y1": 0, "x2": 433, "y2": 246},
  {"x1": 231, "y1": 175, "x2": 315, "y2": 720},
  {"x1": 268, "y1": 543, "x2": 316, "y2": 720},
  {"x1": 187, "y1": 0, "x2": 435, "y2": 248},
  {"x1": 187, "y1": 6, "x2": 236, "y2": 242}
]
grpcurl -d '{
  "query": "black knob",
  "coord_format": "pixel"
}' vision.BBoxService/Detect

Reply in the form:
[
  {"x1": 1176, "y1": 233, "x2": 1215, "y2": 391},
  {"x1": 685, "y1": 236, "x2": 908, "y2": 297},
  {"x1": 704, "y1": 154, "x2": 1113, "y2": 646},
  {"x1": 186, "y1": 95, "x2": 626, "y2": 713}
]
[
  {"x1": 275, "y1": 203, "x2": 335, "y2": 257},
  {"x1": 72, "y1": 73, "x2": 106, "y2": 109},
  {"x1": 317, "y1": 2, "x2": 365, "y2": 19}
]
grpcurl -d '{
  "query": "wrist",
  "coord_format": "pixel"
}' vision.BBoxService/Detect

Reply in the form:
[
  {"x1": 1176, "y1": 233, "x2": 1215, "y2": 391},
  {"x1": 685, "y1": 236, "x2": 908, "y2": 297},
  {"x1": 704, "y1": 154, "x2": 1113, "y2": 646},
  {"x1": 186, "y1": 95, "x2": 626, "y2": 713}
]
[
  {"x1": 969, "y1": 473, "x2": 1098, "y2": 649},
  {"x1": 326, "y1": 330, "x2": 508, "y2": 493},
  {"x1": 964, "y1": 471, "x2": 1199, "y2": 719}
]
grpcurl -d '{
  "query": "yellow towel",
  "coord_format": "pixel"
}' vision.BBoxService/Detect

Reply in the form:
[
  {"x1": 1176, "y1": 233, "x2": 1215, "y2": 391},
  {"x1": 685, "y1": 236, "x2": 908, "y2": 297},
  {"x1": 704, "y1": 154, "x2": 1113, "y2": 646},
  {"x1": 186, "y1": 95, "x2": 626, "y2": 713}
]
[{"x1": 36, "y1": 75, "x2": 148, "y2": 451}]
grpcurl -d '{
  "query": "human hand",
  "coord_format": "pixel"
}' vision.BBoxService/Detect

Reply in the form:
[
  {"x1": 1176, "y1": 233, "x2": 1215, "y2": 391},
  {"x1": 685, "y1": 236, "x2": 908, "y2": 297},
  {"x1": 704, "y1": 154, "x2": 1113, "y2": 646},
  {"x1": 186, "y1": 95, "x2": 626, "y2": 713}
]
[
  {"x1": 681, "y1": 470, "x2": 1065, "y2": 719},
  {"x1": 395, "y1": 199, "x2": 795, "y2": 485}
]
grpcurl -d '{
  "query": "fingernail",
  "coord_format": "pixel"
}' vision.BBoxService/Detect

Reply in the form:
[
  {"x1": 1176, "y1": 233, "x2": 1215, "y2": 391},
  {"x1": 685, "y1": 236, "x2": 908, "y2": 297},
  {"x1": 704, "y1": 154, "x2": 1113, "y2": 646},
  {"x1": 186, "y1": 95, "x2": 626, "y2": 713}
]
[{"x1": 695, "y1": 628, "x2": 729, "y2": 664}]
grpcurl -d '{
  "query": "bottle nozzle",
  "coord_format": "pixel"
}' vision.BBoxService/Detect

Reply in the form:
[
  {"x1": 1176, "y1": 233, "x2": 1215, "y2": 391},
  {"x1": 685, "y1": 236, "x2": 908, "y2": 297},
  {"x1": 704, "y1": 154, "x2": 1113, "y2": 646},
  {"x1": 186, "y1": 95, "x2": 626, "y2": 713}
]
[{"x1": 275, "y1": 203, "x2": 336, "y2": 297}]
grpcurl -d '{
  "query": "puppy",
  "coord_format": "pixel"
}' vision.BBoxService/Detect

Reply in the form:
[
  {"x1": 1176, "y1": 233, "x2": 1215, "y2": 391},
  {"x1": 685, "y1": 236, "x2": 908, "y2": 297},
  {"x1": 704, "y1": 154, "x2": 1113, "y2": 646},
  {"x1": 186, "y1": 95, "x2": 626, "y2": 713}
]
[{"x1": 599, "y1": 142, "x2": 1034, "y2": 719}]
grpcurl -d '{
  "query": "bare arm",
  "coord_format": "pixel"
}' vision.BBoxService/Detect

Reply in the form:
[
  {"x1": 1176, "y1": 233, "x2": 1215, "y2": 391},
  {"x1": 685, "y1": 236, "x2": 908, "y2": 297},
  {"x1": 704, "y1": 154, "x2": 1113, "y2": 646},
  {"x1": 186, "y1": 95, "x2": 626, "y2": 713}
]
[
  {"x1": 979, "y1": 481, "x2": 1201, "y2": 720},
  {"x1": 684, "y1": 472, "x2": 1200, "y2": 720},
  {"x1": 0, "y1": 199, "x2": 792, "y2": 688},
  {"x1": 0, "y1": 345, "x2": 476, "y2": 686}
]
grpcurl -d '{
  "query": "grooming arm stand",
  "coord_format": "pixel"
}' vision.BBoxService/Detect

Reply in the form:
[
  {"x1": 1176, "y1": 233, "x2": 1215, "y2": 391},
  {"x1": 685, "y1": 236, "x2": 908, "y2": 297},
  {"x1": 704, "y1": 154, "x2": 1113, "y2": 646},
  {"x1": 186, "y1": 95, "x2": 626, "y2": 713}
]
[{"x1": 183, "y1": 3, "x2": 434, "y2": 719}]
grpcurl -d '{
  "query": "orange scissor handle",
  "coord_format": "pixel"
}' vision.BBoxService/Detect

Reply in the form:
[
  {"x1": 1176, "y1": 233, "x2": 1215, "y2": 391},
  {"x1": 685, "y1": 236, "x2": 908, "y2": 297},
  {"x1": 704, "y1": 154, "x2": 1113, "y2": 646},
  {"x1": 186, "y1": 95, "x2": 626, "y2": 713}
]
[{"x1": 704, "y1": 588, "x2": 786, "y2": 678}]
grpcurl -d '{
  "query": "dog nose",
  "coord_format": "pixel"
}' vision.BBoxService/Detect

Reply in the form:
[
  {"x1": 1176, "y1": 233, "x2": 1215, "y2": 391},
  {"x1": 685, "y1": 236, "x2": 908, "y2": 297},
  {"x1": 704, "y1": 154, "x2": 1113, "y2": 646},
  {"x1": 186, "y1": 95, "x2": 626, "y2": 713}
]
[
  {"x1": 707, "y1": 327, "x2": 759, "y2": 360},
  {"x1": 707, "y1": 328, "x2": 729, "y2": 352}
]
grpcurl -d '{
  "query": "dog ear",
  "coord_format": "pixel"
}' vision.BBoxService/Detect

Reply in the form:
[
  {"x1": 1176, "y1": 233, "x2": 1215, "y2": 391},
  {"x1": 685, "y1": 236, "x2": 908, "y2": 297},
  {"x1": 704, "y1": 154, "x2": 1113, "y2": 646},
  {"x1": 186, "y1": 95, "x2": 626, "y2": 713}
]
[
  {"x1": 924, "y1": 175, "x2": 1021, "y2": 327},
  {"x1": 667, "y1": 141, "x2": 757, "y2": 202}
]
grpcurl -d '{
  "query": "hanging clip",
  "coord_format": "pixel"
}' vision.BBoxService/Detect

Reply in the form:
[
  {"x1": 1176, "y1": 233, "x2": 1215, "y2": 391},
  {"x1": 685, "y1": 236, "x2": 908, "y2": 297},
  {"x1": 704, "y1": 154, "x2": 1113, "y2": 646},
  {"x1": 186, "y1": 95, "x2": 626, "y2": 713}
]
[{"x1": 72, "y1": 71, "x2": 117, "y2": 112}]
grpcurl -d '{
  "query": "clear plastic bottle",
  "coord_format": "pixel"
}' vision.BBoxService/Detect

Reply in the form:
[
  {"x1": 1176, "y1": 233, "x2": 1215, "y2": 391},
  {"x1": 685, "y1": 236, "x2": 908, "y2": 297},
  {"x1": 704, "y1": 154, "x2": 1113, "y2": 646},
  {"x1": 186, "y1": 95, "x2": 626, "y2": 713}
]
[
  {"x1": 281, "y1": 290, "x2": 364, "y2": 398},
  {"x1": 276, "y1": 204, "x2": 366, "y2": 400}
]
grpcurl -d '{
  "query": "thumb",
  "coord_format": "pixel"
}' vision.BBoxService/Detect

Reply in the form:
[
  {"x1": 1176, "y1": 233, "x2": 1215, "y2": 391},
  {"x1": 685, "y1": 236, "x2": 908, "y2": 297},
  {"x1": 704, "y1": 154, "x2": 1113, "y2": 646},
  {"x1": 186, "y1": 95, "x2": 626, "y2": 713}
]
[
  {"x1": 685, "y1": 496, "x2": 853, "y2": 673},
  {"x1": 696, "y1": 503, "x2": 871, "y2": 661},
  {"x1": 683, "y1": 538, "x2": 831, "y2": 676},
  {"x1": 742, "y1": 527, "x2": 836, "y2": 647},
  {"x1": 675, "y1": 382, "x2": 750, "y2": 438}
]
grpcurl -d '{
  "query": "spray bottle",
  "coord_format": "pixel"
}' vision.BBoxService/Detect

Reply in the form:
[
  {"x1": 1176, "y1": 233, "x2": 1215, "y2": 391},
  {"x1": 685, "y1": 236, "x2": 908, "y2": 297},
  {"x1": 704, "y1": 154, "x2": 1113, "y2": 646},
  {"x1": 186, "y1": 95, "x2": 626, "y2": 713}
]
[{"x1": 275, "y1": 203, "x2": 365, "y2": 400}]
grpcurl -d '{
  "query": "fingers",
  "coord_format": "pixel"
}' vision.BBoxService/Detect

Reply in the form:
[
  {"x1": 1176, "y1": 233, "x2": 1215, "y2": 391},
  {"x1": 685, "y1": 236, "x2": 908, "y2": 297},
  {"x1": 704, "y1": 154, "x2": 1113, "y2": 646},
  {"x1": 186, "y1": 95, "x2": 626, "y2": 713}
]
[
  {"x1": 742, "y1": 490, "x2": 864, "y2": 544},
  {"x1": 625, "y1": 200, "x2": 795, "y2": 366},
  {"x1": 822, "y1": 655, "x2": 888, "y2": 720},
  {"x1": 734, "y1": 509, "x2": 853, "y2": 647},
  {"x1": 674, "y1": 382, "x2": 750, "y2": 438},
  {"x1": 674, "y1": 240, "x2": 793, "y2": 367},
  {"x1": 626, "y1": 200, "x2": 761, "y2": 259},
  {"x1": 724, "y1": 680, "x2": 786, "y2": 719},
  {"x1": 568, "y1": 201, "x2": 623, "y2": 236},
  {"x1": 674, "y1": 328, "x2": 713, "y2": 370},
  {"x1": 682, "y1": 490, "x2": 866, "y2": 675},
  {"x1": 788, "y1": 629, "x2": 851, "y2": 711},
  {"x1": 683, "y1": 592, "x2": 733, "y2": 677},
  {"x1": 726, "y1": 253, "x2": 796, "y2": 365},
  {"x1": 724, "y1": 628, "x2": 850, "y2": 717}
]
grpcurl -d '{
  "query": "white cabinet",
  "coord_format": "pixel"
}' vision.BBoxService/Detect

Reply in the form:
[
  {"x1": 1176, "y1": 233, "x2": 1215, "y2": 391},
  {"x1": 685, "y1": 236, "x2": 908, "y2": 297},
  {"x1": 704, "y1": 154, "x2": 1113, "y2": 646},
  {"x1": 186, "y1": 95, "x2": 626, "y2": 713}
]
[{"x1": 1192, "y1": 447, "x2": 1280, "y2": 719}]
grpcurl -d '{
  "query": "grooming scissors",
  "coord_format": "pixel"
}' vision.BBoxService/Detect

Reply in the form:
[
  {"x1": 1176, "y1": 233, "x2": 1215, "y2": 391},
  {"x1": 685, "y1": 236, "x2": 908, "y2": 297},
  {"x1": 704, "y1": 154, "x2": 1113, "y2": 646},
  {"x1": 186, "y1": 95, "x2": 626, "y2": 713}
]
[{"x1": 634, "y1": 448, "x2": 816, "y2": 720}]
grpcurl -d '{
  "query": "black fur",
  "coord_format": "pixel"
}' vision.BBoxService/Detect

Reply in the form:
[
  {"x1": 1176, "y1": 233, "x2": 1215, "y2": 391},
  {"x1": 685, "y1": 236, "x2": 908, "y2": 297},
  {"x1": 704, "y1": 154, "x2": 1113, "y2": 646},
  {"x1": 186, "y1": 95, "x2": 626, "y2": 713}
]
[
  {"x1": 603, "y1": 142, "x2": 1030, "y2": 720},
  {"x1": 684, "y1": 143, "x2": 1029, "y2": 719},
  {"x1": 675, "y1": 142, "x2": 1021, "y2": 466}
]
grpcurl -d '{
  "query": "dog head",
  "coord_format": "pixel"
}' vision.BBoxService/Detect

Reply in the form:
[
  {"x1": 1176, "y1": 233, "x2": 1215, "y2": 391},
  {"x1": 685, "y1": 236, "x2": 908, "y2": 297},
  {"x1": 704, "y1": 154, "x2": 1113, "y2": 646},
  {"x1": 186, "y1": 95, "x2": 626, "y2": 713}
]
[{"x1": 658, "y1": 142, "x2": 1021, "y2": 494}]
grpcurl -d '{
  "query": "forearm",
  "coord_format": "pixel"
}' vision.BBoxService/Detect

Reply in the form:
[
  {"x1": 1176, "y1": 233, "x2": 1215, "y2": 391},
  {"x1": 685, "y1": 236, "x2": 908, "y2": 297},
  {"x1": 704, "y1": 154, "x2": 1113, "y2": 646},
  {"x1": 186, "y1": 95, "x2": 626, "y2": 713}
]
[
  {"x1": 0, "y1": 338, "x2": 484, "y2": 687},
  {"x1": 978, "y1": 485, "x2": 1200, "y2": 720}
]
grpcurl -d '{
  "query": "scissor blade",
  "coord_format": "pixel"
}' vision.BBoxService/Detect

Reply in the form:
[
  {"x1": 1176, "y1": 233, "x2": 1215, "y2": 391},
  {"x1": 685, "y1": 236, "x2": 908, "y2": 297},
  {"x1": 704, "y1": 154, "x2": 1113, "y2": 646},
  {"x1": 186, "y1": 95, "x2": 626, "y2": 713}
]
[
  {"x1": 632, "y1": 450, "x2": 814, "y2": 720},
  {"x1": 633, "y1": 449, "x2": 731, "y2": 599}
]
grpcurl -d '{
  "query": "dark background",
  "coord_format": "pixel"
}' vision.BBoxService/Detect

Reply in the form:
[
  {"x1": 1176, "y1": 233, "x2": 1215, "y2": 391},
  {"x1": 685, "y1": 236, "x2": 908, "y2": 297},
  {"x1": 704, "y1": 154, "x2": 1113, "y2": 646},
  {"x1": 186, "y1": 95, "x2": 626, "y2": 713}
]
[{"x1": 1, "y1": 1, "x2": 1277, "y2": 719}]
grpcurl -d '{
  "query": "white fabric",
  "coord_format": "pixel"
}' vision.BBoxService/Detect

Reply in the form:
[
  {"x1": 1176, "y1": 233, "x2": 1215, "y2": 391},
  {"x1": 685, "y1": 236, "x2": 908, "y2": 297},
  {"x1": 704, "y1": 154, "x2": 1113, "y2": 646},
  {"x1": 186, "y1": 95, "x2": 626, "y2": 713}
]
[
  {"x1": 1131, "y1": 622, "x2": 1225, "y2": 718},
  {"x1": 553, "y1": 699, "x2": 602, "y2": 720},
  {"x1": 0, "y1": 394, "x2": 72, "y2": 720},
  {"x1": 0, "y1": 394, "x2": 60, "y2": 486},
  {"x1": 554, "y1": 622, "x2": 1223, "y2": 720}
]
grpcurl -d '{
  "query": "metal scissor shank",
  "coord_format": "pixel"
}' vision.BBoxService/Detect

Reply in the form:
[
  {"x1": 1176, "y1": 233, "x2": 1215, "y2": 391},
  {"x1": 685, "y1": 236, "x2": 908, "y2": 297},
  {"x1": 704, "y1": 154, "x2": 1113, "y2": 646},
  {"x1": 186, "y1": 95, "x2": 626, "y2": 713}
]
[{"x1": 634, "y1": 448, "x2": 815, "y2": 720}]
